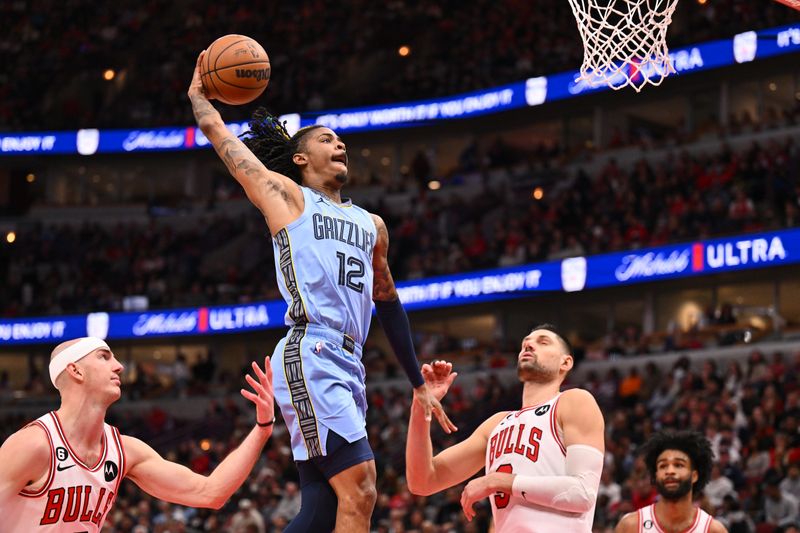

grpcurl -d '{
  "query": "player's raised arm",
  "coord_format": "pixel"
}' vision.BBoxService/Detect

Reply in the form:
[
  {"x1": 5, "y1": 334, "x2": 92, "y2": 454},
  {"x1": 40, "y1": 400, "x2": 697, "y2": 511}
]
[
  {"x1": 406, "y1": 361, "x2": 500, "y2": 495},
  {"x1": 187, "y1": 52, "x2": 302, "y2": 236},
  {"x1": 370, "y1": 213, "x2": 457, "y2": 434},
  {"x1": 122, "y1": 357, "x2": 275, "y2": 509}
]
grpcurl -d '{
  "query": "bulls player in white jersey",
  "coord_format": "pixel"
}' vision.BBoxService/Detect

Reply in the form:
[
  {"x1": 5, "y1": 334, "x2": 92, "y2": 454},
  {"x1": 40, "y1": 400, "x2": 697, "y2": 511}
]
[
  {"x1": 0, "y1": 337, "x2": 275, "y2": 532},
  {"x1": 616, "y1": 430, "x2": 727, "y2": 533},
  {"x1": 406, "y1": 324, "x2": 605, "y2": 532}
]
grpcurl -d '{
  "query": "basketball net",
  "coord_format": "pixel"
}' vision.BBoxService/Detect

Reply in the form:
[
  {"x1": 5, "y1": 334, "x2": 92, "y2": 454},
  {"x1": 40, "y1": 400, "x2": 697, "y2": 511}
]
[{"x1": 568, "y1": 0, "x2": 680, "y2": 92}]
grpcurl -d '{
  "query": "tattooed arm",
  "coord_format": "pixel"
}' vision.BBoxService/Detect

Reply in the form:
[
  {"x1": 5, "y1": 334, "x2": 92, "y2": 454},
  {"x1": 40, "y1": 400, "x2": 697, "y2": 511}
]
[
  {"x1": 370, "y1": 214, "x2": 399, "y2": 302},
  {"x1": 187, "y1": 52, "x2": 302, "y2": 235},
  {"x1": 370, "y1": 213, "x2": 457, "y2": 433}
]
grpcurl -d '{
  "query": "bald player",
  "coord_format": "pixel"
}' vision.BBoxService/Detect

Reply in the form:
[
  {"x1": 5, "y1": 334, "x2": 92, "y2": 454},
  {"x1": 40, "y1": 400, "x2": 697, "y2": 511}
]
[{"x1": 0, "y1": 337, "x2": 275, "y2": 531}]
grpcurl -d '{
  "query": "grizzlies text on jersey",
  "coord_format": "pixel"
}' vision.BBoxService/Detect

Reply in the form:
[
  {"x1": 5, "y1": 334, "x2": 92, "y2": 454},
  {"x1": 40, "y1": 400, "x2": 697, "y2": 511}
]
[{"x1": 272, "y1": 186, "x2": 376, "y2": 344}]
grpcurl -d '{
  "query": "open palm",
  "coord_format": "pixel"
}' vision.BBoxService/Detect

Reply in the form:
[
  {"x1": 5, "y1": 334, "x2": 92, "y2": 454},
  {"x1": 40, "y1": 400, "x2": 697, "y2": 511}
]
[{"x1": 241, "y1": 356, "x2": 275, "y2": 426}]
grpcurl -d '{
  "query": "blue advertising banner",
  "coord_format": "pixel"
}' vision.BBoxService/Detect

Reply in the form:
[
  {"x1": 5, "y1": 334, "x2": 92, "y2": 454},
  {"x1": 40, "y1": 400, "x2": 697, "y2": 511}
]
[
  {"x1": 99, "y1": 128, "x2": 190, "y2": 153},
  {"x1": 546, "y1": 39, "x2": 734, "y2": 101},
  {"x1": 301, "y1": 82, "x2": 526, "y2": 134},
  {"x1": 0, "y1": 314, "x2": 87, "y2": 344},
  {"x1": 568, "y1": 228, "x2": 800, "y2": 291},
  {"x1": 108, "y1": 302, "x2": 283, "y2": 340},
  {"x1": 395, "y1": 260, "x2": 563, "y2": 312},
  {"x1": 1, "y1": 23, "x2": 798, "y2": 157},
  {"x1": 0, "y1": 131, "x2": 78, "y2": 155},
  {"x1": 2, "y1": 229, "x2": 800, "y2": 345}
]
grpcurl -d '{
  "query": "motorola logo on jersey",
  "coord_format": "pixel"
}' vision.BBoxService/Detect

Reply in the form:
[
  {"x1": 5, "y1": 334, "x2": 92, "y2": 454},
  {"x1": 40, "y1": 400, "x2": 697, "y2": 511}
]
[
  {"x1": 534, "y1": 405, "x2": 551, "y2": 416},
  {"x1": 643, "y1": 519, "x2": 654, "y2": 529},
  {"x1": 56, "y1": 447, "x2": 69, "y2": 461},
  {"x1": 104, "y1": 461, "x2": 119, "y2": 482}
]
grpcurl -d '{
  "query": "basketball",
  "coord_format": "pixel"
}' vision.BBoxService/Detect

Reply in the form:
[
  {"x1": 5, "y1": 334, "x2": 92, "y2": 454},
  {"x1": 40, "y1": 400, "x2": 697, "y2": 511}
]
[{"x1": 200, "y1": 34, "x2": 270, "y2": 105}]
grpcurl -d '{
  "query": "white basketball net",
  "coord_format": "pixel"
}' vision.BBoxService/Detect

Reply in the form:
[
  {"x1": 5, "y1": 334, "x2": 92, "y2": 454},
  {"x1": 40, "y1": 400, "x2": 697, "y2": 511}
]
[{"x1": 567, "y1": 0, "x2": 681, "y2": 92}]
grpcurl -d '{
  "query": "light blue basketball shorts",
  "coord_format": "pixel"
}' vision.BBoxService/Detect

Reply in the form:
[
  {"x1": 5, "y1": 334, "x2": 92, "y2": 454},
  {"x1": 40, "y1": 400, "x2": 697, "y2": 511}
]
[{"x1": 270, "y1": 323, "x2": 368, "y2": 461}]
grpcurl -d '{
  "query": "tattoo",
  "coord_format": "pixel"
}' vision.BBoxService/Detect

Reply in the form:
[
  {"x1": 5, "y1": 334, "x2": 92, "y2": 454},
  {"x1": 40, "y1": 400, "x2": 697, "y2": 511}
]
[
  {"x1": 373, "y1": 263, "x2": 398, "y2": 301},
  {"x1": 372, "y1": 218, "x2": 399, "y2": 301},
  {"x1": 190, "y1": 94, "x2": 217, "y2": 123},
  {"x1": 218, "y1": 137, "x2": 291, "y2": 204}
]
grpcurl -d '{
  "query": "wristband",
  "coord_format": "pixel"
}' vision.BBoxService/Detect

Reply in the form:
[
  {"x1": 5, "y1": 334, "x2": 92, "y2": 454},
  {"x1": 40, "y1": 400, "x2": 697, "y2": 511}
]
[{"x1": 257, "y1": 418, "x2": 276, "y2": 427}]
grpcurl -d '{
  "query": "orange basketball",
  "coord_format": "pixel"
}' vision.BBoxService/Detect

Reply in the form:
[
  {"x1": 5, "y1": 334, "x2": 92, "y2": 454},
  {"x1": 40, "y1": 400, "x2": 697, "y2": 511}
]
[{"x1": 200, "y1": 35, "x2": 270, "y2": 105}]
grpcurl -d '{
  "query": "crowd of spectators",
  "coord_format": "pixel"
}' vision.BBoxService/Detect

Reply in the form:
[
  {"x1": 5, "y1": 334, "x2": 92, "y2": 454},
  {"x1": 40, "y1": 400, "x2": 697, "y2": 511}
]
[
  {"x1": 2, "y1": 346, "x2": 800, "y2": 532},
  {"x1": 586, "y1": 349, "x2": 800, "y2": 532},
  {"x1": 2, "y1": 128, "x2": 798, "y2": 317},
  {"x1": 1, "y1": 0, "x2": 797, "y2": 131}
]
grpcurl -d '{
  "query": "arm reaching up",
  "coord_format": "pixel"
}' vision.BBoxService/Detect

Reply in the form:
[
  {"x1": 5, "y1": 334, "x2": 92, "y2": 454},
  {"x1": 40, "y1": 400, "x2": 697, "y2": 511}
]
[
  {"x1": 187, "y1": 51, "x2": 303, "y2": 235},
  {"x1": 371, "y1": 214, "x2": 457, "y2": 434},
  {"x1": 123, "y1": 357, "x2": 276, "y2": 509},
  {"x1": 406, "y1": 361, "x2": 499, "y2": 496}
]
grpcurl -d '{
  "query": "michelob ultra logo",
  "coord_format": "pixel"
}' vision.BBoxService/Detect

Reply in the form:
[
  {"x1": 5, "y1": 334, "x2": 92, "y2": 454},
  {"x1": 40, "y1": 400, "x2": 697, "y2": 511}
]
[
  {"x1": 613, "y1": 235, "x2": 788, "y2": 282},
  {"x1": 698, "y1": 236, "x2": 786, "y2": 270}
]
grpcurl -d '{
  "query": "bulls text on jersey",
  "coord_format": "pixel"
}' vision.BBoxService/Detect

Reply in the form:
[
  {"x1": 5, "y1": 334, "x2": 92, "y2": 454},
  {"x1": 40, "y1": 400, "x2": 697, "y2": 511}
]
[
  {"x1": 487, "y1": 421, "x2": 544, "y2": 469},
  {"x1": 39, "y1": 485, "x2": 115, "y2": 526}
]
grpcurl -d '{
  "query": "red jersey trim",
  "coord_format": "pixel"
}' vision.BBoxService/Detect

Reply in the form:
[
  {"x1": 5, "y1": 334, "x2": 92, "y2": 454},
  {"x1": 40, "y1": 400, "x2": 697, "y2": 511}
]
[
  {"x1": 19, "y1": 420, "x2": 55, "y2": 498},
  {"x1": 515, "y1": 392, "x2": 561, "y2": 416},
  {"x1": 49, "y1": 411, "x2": 108, "y2": 472},
  {"x1": 111, "y1": 425, "x2": 126, "y2": 494},
  {"x1": 652, "y1": 505, "x2": 701, "y2": 533},
  {"x1": 549, "y1": 395, "x2": 567, "y2": 456}
]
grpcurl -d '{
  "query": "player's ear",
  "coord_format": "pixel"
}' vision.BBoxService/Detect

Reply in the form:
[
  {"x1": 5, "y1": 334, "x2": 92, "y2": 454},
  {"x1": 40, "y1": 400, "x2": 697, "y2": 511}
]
[
  {"x1": 691, "y1": 469, "x2": 698, "y2": 484},
  {"x1": 65, "y1": 362, "x2": 84, "y2": 383},
  {"x1": 561, "y1": 353, "x2": 574, "y2": 372},
  {"x1": 292, "y1": 152, "x2": 308, "y2": 166}
]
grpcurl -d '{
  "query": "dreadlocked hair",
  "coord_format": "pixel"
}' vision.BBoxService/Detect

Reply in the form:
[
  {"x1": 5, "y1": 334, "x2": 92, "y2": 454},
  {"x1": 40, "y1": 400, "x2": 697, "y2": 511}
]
[
  {"x1": 642, "y1": 430, "x2": 714, "y2": 493},
  {"x1": 240, "y1": 107, "x2": 324, "y2": 183}
]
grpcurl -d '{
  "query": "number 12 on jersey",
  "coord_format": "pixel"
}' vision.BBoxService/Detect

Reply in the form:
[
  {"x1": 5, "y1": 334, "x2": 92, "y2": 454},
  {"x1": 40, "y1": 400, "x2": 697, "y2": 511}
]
[{"x1": 336, "y1": 252, "x2": 365, "y2": 293}]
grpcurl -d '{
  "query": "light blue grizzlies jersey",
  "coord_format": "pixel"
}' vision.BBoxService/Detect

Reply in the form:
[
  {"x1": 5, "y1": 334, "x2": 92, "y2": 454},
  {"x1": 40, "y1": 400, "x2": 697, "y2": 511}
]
[{"x1": 272, "y1": 186, "x2": 377, "y2": 344}]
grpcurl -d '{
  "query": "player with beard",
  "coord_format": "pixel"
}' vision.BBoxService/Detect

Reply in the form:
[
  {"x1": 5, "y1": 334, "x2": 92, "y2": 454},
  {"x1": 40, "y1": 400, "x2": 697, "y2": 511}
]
[
  {"x1": 405, "y1": 324, "x2": 605, "y2": 532},
  {"x1": 188, "y1": 53, "x2": 454, "y2": 533},
  {"x1": 615, "y1": 430, "x2": 727, "y2": 533}
]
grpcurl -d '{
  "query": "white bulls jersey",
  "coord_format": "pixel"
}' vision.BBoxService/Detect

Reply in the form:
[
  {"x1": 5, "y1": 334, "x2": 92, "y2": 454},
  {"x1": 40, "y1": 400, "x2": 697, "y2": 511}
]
[
  {"x1": 485, "y1": 392, "x2": 594, "y2": 533},
  {"x1": 6, "y1": 411, "x2": 125, "y2": 532},
  {"x1": 637, "y1": 503, "x2": 714, "y2": 533}
]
